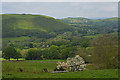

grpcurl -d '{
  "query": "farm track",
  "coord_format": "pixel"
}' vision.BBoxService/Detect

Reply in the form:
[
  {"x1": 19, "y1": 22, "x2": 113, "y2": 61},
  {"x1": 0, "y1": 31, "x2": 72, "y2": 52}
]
[
  {"x1": 2, "y1": 60, "x2": 60, "y2": 63},
  {"x1": 2, "y1": 60, "x2": 94, "y2": 64},
  {"x1": 25, "y1": 61, "x2": 57, "y2": 63}
]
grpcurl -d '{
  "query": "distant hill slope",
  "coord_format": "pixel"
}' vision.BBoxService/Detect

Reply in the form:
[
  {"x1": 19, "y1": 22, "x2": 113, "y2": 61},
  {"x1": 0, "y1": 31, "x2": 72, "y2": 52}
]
[
  {"x1": 2, "y1": 14, "x2": 72, "y2": 38},
  {"x1": 60, "y1": 17, "x2": 90, "y2": 24},
  {"x1": 60, "y1": 17, "x2": 118, "y2": 25},
  {"x1": 60, "y1": 17, "x2": 118, "y2": 34}
]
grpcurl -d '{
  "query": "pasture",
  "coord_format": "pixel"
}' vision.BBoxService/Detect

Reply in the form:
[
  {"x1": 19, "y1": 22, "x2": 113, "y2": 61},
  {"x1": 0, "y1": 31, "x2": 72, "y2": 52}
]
[{"x1": 2, "y1": 60, "x2": 118, "y2": 78}]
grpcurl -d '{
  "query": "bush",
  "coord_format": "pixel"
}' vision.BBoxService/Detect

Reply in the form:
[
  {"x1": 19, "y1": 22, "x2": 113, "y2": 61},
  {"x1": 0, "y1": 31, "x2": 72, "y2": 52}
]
[
  {"x1": 76, "y1": 47, "x2": 92, "y2": 63},
  {"x1": 91, "y1": 34, "x2": 118, "y2": 69},
  {"x1": 25, "y1": 48, "x2": 42, "y2": 60},
  {"x1": 3, "y1": 46, "x2": 21, "y2": 61}
]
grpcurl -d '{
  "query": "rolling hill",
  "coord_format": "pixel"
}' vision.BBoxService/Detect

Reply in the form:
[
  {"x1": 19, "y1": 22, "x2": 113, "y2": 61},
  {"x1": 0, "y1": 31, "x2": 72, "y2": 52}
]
[
  {"x1": 60, "y1": 17, "x2": 118, "y2": 35},
  {"x1": 2, "y1": 14, "x2": 72, "y2": 38},
  {"x1": 2, "y1": 14, "x2": 118, "y2": 49}
]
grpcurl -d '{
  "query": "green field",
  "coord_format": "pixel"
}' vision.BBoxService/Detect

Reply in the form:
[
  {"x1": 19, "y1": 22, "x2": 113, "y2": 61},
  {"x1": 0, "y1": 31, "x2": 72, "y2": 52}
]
[
  {"x1": 2, "y1": 60, "x2": 118, "y2": 78},
  {"x1": 3, "y1": 36, "x2": 30, "y2": 41},
  {"x1": 2, "y1": 36, "x2": 30, "y2": 48}
]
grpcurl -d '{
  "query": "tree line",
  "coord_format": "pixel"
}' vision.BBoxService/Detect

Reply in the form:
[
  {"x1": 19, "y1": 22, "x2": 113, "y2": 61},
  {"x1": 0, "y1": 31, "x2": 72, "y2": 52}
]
[{"x1": 2, "y1": 34, "x2": 118, "y2": 69}]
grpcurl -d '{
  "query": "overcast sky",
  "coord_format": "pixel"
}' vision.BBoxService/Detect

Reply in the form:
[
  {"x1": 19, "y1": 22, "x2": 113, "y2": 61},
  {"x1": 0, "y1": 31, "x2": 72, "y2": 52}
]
[
  {"x1": 2, "y1": 2, "x2": 118, "y2": 18},
  {"x1": 1, "y1": 0, "x2": 119, "y2": 2}
]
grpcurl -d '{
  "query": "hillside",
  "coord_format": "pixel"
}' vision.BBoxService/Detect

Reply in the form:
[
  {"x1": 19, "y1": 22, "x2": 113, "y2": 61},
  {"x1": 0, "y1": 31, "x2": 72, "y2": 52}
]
[
  {"x1": 60, "y1": 17, "x2": 118, "y2": 35},
  {"x1": 60, "y1": 17, "x2": 89, "y2": 24},
  {"x1": 2, "y1": 14, "x2": 72, "y2": 38},
  {"x1": 2, "y1": 14, "x2": 118, "y2": 51}
]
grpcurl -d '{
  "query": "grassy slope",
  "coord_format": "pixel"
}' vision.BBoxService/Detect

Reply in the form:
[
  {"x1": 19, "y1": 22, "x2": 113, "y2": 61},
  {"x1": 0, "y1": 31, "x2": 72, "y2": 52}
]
[
  {"x1": 2, "y1": 60, "x2": 118, "y2": 78},
  {"x1": 60, "y1": 17, "x2": 118, "y2": 29},
  {"x1": 60, "y1": 17, "x2": 118, "y2": 23},
  {"x1": 2, "y1": 36, "x2": 30, "y2": 48},
  {"x1": 2, "y1": 14, "x2": 71, "y2": 37},
  {"x1": 3, "y1": 36, "x2": 30, "y2": 41},
  {"x1": 2, "y1": 14, "x2": 72, "y2": 47}
]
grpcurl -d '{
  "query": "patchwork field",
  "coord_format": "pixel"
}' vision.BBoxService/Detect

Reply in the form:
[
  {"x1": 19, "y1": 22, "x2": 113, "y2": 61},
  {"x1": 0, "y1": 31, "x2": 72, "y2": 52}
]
[{"x1": 2, "y1": 60, "x2": 118, "y2": 78}]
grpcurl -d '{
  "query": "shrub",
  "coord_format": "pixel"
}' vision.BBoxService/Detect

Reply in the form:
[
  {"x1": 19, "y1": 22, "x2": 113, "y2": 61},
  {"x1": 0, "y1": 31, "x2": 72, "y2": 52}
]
[
  {"x1": 91, "y1": 34, "x2": 118, "y2": 69},
  {"x1": 25, "y1": 48, "x2": 42, "y2": 60}
]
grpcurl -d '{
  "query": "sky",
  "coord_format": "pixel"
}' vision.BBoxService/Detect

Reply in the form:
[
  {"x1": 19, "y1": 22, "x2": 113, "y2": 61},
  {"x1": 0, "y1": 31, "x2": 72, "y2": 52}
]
[
  {"x1": 2, "y1": 2, "x2": 118, "y2": 18},
  {"x1": 1, "y1": 0, "x2": 119, "y2": 2}
]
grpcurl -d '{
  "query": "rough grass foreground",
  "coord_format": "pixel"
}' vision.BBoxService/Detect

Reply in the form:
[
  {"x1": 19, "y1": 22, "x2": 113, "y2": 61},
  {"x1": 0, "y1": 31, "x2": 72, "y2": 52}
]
[{"x1": 2, "y1": 60, "x2": 118, "y2": 78}]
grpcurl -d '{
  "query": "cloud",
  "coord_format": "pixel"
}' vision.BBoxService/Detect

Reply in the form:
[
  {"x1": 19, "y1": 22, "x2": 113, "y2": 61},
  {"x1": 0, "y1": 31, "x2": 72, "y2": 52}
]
[
  {"x1": 2, "y1": 2, "x2": 118, "y2": 18},
  {"x1": 1, "y1": 0, "x2": 119, "y2": 2}
]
